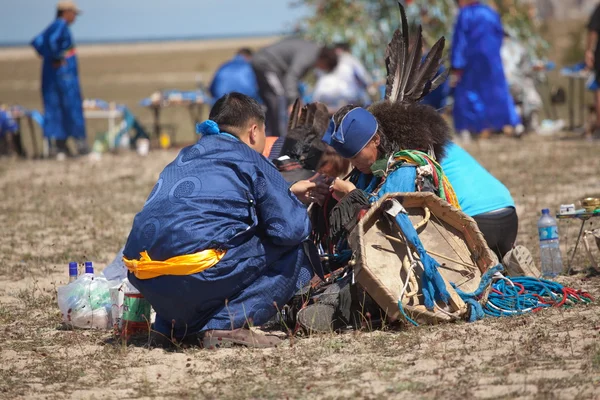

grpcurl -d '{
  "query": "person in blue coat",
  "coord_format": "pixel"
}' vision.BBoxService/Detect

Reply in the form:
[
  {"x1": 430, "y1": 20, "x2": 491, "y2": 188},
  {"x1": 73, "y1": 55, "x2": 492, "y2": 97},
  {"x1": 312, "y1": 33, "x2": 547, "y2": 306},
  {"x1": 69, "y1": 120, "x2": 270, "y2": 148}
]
[
  {"x1": 123, "y1": 93, "x2": 329, "y2": 347},
  {"x1": 451, "y1": 0, "x2": 520, "y2": 139},
  {"x1": 209, "y1": 48, "x2": 260, "y2": 102},
  {"x1": 31, "y1": 1, "x2": 87, "y2": 158},
  {"x1": 441, "y1": 142, "x2": 518, "y2": 260}
]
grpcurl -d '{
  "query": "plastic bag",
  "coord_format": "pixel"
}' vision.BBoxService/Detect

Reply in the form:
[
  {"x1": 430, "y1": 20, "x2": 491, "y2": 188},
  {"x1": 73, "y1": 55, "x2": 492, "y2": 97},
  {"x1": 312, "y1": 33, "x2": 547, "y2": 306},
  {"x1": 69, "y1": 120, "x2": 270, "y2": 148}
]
[{"x1": 57, "y1": 274, "x2": 119, "y2": 330}]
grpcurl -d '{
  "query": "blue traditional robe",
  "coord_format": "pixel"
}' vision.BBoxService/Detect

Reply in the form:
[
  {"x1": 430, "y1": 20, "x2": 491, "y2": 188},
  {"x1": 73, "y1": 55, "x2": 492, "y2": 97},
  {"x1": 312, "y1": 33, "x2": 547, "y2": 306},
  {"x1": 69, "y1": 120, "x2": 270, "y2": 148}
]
[
  {"x1": 209, "y1": 55, "x2": 260, "y2": 102},
  {"x1": 123, "y1": 132, "x2": 313, "y2": 337},
  {"x1": 451, "y1": 2, "x2": 520, "y2": 133},
  {"x1": 31, "y1": 18, "x2": 85, "y2": 140}
]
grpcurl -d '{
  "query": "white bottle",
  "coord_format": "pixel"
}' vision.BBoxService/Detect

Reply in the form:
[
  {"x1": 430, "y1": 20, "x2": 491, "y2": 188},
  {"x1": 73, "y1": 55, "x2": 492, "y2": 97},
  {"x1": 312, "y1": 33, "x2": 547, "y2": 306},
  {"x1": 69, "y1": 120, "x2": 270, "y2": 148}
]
[{"x1": 537, "y1": 209, "x2": 563, "y2": 277}]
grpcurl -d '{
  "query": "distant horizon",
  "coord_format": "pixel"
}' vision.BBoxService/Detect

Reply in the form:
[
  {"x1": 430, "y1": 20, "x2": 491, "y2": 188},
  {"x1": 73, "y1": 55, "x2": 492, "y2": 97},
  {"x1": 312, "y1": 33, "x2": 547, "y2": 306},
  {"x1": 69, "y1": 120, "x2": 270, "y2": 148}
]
[
  {"x1": 0, "y1": 31, "x2": 288, "y2": 48},
  {"x1": 0, "y1": 0, "x2": 309, "y2": 48}
]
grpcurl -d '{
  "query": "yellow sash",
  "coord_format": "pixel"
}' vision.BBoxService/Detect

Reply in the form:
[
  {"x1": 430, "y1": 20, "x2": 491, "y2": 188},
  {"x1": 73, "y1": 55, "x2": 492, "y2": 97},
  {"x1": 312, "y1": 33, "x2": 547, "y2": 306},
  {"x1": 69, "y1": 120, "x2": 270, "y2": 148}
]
[{"x1": 123, "y1": 249, "x2": 226, "y2": 280}]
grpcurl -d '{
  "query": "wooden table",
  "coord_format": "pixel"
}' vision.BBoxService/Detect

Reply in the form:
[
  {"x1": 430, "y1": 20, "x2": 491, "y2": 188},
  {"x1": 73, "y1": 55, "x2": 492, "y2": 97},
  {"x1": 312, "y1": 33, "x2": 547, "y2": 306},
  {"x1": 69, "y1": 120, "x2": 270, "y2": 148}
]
[{"x1": 141, "y1": 91, "x2": 210, "y2": 144}]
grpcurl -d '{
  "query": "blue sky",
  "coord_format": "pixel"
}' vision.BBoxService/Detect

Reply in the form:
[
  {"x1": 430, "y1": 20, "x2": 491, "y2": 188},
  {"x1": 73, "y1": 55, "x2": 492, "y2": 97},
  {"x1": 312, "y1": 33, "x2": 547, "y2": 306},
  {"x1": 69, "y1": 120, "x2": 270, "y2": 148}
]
[{"x1": 0, "y1": 0, "x2": 310, "y2": 45}]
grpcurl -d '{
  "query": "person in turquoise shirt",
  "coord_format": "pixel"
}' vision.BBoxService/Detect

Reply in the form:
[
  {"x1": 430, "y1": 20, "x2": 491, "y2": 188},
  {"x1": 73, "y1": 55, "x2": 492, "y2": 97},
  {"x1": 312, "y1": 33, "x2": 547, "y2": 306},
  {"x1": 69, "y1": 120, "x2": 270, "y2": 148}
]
[{"x1": 441, "y1": 142, "x2": 518, "y2": 259}]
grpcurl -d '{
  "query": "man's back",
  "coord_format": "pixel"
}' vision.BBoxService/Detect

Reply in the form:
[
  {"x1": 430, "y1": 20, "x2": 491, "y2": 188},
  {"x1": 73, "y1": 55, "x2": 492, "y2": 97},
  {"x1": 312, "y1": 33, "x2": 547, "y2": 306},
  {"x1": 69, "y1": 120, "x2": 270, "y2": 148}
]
[
  {"x1": 441, "y1": 142, "x2": 514, "y2": 216},
  {"x1": 454, "y1": 4, "x2": 503, "y2": 59},
  {"x1": 210, "y1": 56, "x2": 259, "y2": 100},
  {"x1": 124, "y1": 133, "x2": 309, "y2": 262},
  {"x1": 126, "y1": 135, "x2": 267, "y2": 261},
  {"x1": 253, "y1": 38, "x2": 320, "y2": 78}
]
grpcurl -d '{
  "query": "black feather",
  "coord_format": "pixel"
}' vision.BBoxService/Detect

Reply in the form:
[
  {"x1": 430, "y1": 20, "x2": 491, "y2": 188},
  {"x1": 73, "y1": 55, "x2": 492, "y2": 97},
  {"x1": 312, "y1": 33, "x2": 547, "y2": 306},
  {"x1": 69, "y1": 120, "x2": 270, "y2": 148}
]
[
  {"x1": 384, "y1": 28, "x2": 404, "y2": 101},
  {"x1": 427, "y1": 67, "x2": 450, "y2": 96},
  {"x1": 403, "y1": 25, "x2": 424, "y2": 98},
  {"x1": 288, "y1": 98, "x2": 302, "y2": 131},
  {"x1": 405, "y1": 37, "x2": 446, "y2": 102}
]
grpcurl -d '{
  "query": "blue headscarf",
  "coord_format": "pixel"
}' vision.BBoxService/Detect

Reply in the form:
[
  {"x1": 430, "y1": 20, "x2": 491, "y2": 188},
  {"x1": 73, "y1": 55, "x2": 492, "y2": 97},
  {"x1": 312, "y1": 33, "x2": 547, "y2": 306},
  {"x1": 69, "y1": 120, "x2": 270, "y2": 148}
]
[{"x1": 322, "y1": 108, "x2": 378, "y2": 159}]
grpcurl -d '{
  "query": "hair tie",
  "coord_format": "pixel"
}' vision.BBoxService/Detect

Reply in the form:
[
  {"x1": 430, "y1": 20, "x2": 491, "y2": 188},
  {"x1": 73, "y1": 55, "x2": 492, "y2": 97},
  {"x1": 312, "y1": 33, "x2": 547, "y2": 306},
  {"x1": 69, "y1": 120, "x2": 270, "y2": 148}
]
[{"x1": 196, "y1": 120, "x2": 220, "y2": 136}]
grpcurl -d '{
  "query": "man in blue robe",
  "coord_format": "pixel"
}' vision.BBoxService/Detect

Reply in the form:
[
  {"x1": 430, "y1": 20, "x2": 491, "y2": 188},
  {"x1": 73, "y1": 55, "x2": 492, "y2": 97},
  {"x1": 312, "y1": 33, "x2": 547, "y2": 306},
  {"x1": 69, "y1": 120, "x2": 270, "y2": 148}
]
[
  {"x1": 451, "y1": 0, "x2": 520, "y2": 139},
  {"x1": 31, "y1": 1, "x2": 87, "y2": 158},
  {"x1": 209, "y1": 48, "x2": 260, "y2": 102},
  {"x1": 123, "y1": 93, "x2": 327, "y2": 347}
]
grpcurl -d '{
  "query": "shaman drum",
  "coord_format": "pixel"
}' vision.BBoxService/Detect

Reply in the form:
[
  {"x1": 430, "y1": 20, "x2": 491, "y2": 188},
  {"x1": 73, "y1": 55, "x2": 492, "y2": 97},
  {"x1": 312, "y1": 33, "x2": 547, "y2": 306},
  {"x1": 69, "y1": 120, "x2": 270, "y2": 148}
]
[{"x1": 349, "y1": 192, "x2": 498, "y2": 325}]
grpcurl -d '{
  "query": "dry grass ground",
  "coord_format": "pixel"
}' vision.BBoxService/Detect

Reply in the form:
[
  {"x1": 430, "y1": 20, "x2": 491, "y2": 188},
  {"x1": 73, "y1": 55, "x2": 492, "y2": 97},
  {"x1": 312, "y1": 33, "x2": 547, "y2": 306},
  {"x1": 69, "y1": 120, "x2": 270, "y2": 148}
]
[
  {"x1": 1, "y1": 33, "x2": 600, "y2": 400},
  {"x1": 0, "y1": 134, "x2": 599, "y2": 399}
]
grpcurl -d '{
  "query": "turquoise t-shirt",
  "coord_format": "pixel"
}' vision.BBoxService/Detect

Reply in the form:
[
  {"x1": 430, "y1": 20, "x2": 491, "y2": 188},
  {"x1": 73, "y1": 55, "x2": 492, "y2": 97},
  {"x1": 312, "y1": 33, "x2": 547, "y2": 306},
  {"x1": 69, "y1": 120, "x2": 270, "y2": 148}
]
[{"x1": 441, "y1": 142, "x2": 514, "y2": 217}]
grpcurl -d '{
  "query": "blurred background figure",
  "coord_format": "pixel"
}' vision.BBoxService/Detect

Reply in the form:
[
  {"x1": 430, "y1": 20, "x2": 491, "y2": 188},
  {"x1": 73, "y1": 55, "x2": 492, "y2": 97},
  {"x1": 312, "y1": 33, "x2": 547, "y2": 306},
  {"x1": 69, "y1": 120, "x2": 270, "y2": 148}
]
[
  {"x1": 586, "y1": 2, "x2": 600, "y2": 136},
  {"x1": 311, "y1": 42, "x2": 374, "y2": 113},
  {"x1": 252, "y1": 38, "x2": 338, "y2": 137},
  {"x1": 501, "y1": 31, "x2": 544, "y2": 133},
  {"x1": 450, "y1": 0, "x2": 521, "y2": 141},
  {"x1": 209, "y1": 48, "x2": 260, "y2": 103},
  {"x1": 30, "y1": 1, "x2": 87, "y2": 160}
]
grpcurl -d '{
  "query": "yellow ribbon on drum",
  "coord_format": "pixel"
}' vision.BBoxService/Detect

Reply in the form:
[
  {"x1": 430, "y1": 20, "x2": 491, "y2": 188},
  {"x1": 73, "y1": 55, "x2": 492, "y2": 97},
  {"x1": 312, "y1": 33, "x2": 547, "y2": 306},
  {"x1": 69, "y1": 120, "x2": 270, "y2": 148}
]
[{"x1": 123, "y1": 249, "x2": 227, "y2": 280}]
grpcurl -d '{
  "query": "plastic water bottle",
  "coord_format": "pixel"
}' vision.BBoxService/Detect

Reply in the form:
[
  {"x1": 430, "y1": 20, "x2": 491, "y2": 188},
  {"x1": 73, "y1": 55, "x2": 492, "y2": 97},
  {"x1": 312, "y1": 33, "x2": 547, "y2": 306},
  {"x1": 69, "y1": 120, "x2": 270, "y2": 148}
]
[
  {"x1": 68, "y1": 262, "x2": 78, "y2": 283},
  {"x1": 538, "y1": 209, "x2": 563, "y2": 277},
  {"x1": 84, "y1": 261, "x2": 94, "y2": 275}
]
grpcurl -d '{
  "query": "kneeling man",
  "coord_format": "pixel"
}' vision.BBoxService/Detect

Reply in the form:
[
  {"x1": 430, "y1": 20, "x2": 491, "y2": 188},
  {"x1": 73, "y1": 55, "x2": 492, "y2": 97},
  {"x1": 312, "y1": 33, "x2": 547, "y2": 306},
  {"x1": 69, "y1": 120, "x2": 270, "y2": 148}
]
[{"x1": 123, "y1": 93, "x2": 323, "y2": 346}]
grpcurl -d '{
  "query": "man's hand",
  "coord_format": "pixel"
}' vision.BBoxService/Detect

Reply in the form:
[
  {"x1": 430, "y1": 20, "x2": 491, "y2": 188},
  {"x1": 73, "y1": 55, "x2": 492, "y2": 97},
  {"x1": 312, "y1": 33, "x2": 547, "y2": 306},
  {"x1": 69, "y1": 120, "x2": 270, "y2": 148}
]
[
  {"x1": 586, "y1": 50, "x2": 595, "y2": 70},
  {"x1": 290, "y1": 173, "x2": 331, "y2": 205},
  {"x1": 329, "y1": 177, "x2": 357, "y2": 201}
]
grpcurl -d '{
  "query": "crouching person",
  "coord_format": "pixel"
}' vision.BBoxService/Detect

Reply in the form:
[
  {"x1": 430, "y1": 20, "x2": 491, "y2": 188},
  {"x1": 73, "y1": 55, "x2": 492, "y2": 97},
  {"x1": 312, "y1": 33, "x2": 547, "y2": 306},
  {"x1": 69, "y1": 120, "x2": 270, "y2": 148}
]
[{"x1": 123, "y1": 93, "x2": 325, "y2": 348}]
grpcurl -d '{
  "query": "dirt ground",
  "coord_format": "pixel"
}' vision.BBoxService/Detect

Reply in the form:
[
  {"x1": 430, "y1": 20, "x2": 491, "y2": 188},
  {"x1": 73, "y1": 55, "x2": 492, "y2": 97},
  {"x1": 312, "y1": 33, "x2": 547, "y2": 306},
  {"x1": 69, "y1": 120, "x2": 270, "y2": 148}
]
[
  {"x1": 0, "y1": 134, "x2": 599, "y2": 399},
  {"x1": 1, "y1": 32, "x2": 600, "y2": 400}
]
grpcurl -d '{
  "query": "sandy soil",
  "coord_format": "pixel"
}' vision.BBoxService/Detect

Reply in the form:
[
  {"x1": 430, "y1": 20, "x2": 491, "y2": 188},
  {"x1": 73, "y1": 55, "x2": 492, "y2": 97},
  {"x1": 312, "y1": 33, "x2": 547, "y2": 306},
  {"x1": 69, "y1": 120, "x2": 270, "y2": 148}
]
[{"x1": 0, "y1": 134, "x2": 599, "y2": 399}]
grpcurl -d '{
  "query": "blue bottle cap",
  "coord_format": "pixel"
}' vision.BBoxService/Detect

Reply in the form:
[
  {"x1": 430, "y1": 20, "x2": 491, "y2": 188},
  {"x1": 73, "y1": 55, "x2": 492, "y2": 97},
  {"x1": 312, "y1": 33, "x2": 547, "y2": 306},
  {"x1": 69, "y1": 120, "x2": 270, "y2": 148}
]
[
  {"x1": 542, "y1": 209, "x2": 550, "y2": 215},
  {"x1": 69, "y1": 262, "x2": 78, "y2": 276},
  {"x1": 84, "y1": 261, "x2": 94, "y2": 274}
]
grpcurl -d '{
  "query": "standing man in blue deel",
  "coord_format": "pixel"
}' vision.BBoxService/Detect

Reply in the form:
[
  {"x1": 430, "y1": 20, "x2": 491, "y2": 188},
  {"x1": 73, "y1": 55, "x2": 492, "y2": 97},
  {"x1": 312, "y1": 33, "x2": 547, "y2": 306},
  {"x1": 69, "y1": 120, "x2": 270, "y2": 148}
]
[
  {"x1": 450, "y1": 0, "x2": 520, "y2": 140},
  {"x1": 31, "y1": 1, "x2": 88, "y2": 159},
  {"x1": 209, "y1": 48, "x2": 260, "y2": 102}
]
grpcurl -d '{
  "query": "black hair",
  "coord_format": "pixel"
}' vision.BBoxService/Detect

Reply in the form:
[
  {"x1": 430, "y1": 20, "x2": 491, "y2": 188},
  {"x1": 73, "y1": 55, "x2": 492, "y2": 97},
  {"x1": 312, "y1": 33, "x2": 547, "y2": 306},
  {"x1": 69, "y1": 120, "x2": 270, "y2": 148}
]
[
  {"x1": 368, "y1": 100, "x2": 451, "y2": 161},
  {"x1": 209, "y1": 92, "x2": 265, "y2": 133},
  {"x1": 333, "y1": 42, "x2": 351, "y2": 52},
  {"x1": 238, "y1": 48, "x2": 253, "y2": 57},
  {"x1": 56, "y1": 10, "x2": 64, "y2": 18},
  {"x1": 317, "y1": 47, "x2": 339, "y2": 72}
]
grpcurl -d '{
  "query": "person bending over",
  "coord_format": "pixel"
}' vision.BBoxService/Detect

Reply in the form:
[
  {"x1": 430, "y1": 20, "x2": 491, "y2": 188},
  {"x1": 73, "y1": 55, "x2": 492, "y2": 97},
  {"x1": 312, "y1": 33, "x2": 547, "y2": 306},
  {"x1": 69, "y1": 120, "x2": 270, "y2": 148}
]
[
  {"x1": 123, "y1": 93, "x2": 327, "y2": 348},
  {"x1": 441, "y1": 142, "x2": 518, "y2": 260}
]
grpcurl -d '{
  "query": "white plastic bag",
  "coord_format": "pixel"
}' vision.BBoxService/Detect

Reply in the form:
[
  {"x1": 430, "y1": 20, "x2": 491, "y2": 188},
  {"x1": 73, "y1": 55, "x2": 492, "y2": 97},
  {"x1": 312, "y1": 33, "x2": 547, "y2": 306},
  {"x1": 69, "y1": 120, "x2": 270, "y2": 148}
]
[{"x1": 57, "y1": 274, "x2": 118, "y2": 330}]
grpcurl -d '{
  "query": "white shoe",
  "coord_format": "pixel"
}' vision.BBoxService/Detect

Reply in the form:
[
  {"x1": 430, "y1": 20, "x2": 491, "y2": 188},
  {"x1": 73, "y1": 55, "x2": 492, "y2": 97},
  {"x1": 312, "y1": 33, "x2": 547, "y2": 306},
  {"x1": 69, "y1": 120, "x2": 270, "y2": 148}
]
[{"x1": 56, "y1": 152, "x2": 67, "y2": 162}]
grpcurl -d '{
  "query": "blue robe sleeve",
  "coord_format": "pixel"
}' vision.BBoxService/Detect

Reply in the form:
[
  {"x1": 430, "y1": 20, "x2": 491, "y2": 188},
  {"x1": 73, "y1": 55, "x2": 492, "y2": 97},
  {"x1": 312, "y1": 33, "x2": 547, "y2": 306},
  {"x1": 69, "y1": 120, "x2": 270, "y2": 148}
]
[
  {"x1": 253, "y1": 164, "x2": 311, "y2": 247},
  {"x1": 48, "y1": 20, "x2": 69, "y2": 61},
  {"x1": 451, "y1": 12, "x2": 469, "y2": 70}
]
